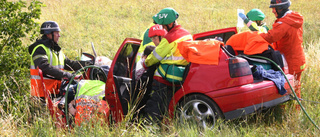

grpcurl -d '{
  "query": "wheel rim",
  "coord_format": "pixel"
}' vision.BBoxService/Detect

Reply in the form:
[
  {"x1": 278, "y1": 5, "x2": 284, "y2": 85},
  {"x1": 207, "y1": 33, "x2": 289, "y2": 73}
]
[{"x1": 179, "y1": 99, "x2": 216, "y2": 129}]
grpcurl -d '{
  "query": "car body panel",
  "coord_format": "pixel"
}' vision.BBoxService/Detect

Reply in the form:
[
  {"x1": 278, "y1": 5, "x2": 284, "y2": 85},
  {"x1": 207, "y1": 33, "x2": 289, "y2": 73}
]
[
  {"x1": 178, "y1": 50, "x2": 254, "y2": 93},
  {"x1": 206, "y1": 75, "x2": 293, "y2": 115}
]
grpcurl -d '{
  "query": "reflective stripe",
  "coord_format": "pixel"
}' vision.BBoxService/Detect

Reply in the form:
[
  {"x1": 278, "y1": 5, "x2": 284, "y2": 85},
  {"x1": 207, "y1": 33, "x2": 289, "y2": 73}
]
[
  {"x1": 153, "y1": 50, "x2": 163, "y2": 61},
  {"x1": 158, "y1": 65, "x2": 183, "y2": 81},
  {"x1": 32, "y1": 55, "x2": 47, "y2": 61},
  {"x1": 31, "y1": 75, "x2": 41, "y2": 79},
  {"x1": 30, "y1": 75, "x2": 54, "y2": 80},
  {"x1": 163, "y1": 55, "x2": 185, "y2": 61},
  {"x1": 49, "y1": 50, "x2": 53, "y2": 65},
  {"x1": 31, "y1": 65, "x2": 63, "y2": 69}
]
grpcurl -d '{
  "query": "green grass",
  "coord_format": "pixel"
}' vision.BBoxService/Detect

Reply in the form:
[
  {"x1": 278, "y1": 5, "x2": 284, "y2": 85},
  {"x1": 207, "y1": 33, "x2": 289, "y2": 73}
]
[{"x1": 2, "y1": 0, "x2": 320, "y2": 136}]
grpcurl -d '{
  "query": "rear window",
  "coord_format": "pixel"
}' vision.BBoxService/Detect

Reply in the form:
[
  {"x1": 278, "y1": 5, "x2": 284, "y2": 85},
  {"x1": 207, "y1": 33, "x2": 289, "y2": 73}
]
[{"x1": 194, "y1": 31, "x2": 236, "y2": 43}]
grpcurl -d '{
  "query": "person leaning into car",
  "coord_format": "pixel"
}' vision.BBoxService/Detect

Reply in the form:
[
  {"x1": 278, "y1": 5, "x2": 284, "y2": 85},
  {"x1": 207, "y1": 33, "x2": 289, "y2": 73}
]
[
  {"x1": 29, "y1": 21, "x2": 92, "y2": 101},
  {"x1": 142, "y1": 8, "x2": 193, "y2": 123},
  {"x1": 259, "y1": 0, "x2": 306, "y2": 99}
]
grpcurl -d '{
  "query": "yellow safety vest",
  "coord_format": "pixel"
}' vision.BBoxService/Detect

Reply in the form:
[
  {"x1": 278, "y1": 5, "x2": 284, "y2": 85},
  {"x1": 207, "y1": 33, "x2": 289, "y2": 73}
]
[{"x1": 30, "y1": 44, "x2": 65, "y2": 97}]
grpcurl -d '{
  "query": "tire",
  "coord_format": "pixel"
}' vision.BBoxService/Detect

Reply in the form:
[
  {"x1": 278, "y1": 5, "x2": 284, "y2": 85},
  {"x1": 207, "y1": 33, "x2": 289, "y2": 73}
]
[{"x1": 177, "y1": 94, "x2": 223, "y2": 129}]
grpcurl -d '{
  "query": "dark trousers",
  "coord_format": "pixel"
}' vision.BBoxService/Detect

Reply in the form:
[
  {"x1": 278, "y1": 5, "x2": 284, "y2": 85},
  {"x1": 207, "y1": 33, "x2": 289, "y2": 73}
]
[{"x1": 144, "y1": 80, "x2": 180, "y2": 123}]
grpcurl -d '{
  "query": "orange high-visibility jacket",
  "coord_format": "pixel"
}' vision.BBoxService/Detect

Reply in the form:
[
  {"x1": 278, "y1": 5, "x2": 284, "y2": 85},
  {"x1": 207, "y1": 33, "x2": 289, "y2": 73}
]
[
  {"x1": 74, "y1": 80, "x2": 109, "y2": 125},
  {"x1": 178, "y1": 40, "x2": 223, "y2": 65},
  {"x1": 260, "y1": 11, "x2": 306, "y2": 74},
  {"x1": 226, "y1": 31, "x2": 272, "y2": 55}
]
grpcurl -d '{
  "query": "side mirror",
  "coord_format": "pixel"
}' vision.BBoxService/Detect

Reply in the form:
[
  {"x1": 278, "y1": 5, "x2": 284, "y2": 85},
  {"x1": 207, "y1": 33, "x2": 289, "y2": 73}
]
[{"x1": 81, "y1": 52, "x2": 95, "y2": 62}]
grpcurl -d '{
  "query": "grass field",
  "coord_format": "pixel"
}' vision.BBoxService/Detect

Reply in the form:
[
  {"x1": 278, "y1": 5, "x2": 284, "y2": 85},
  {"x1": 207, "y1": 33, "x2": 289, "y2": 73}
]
[{"x1": 2, "y1": 0, "x2": 320, "y2": 136}]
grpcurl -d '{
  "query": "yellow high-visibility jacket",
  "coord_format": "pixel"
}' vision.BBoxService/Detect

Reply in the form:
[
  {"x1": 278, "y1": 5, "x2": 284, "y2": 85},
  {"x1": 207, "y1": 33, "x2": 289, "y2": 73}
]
[{"x1": 143, "y1": 25, "x2": 192, "y2": 84}]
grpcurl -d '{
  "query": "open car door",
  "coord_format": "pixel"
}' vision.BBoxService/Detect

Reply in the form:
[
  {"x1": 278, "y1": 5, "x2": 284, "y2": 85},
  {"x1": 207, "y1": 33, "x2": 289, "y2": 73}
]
[
  {"x1": 193, "y1": 27, "x2": 237, "y2": 43},
  {"x1": 104, "y1": 38, "x2": 141, "y2": 123}
]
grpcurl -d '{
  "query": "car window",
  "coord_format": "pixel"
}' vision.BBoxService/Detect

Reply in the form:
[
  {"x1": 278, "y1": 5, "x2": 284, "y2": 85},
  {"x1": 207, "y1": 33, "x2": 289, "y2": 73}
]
[
  {"x1": 195, "y1": 31, "x2": 236, "y2": 43},
  {"x1": 113, "y1": 43, "x2": 139, "y2": 78}
]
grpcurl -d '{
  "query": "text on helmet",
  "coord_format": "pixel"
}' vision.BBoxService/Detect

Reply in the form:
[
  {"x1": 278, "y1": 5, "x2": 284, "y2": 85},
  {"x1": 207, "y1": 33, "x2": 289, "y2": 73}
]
[
  {"x1": 155, "y1": 14, "x2": 168, "y2": 19},
  {"x1": 46, "y1": 24, "x2": 52, "y2": 28},
  {"x1": 152, "y1": 25, "x2": 164, "y2": 30}
]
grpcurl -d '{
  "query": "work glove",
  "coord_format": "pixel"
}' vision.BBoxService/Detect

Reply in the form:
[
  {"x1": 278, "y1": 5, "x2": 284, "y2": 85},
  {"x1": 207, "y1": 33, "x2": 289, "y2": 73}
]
[
  {"x1": 214, "y1": 37, "x2": 223, "y2": 42},
  {"x1": 62, "y1": 72, "x2": 73, "y2": 80},
  {"x1": 62, "y1": 72, "x2": 81, "y2": 81},
  {"x1": 59, "y1": 77, "x2": 77, "y2": 99},
  {"x1": 238, "y1": 13, "x2": 247, "y2": 21}
]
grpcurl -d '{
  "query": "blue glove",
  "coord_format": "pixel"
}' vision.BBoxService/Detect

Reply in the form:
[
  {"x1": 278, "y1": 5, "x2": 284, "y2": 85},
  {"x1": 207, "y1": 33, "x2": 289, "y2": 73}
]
[
  {"x1": 214, "y1": 37, "x2": 223, "y2": 42},
  {"x1": 238, "y1": 13, "x2": 247, "y2": 21}
]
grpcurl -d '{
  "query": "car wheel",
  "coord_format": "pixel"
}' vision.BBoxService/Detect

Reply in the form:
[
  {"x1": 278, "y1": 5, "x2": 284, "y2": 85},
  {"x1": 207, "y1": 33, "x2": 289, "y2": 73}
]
[{"x1": 177, "y1": 94, "x2": 223, "y2": 129}]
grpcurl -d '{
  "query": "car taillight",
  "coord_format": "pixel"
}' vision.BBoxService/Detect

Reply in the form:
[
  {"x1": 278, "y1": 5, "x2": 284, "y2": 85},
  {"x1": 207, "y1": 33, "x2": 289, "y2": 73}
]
[
  {"x1": 229, "y1": 57, "x2": 252, "y2": 78},
  {"x1": 281, "y1": 55, "x2": 289, "y2": 74}
]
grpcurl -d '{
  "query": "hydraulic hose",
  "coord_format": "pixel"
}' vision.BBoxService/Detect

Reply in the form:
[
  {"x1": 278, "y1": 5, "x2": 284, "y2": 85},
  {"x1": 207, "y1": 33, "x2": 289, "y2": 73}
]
[
  {"x1": 248, "y1": 55, "x2": 320, "y2": 131},
  {"x1": 64, "y1": 65, "x2": 108, "y2": 127}
]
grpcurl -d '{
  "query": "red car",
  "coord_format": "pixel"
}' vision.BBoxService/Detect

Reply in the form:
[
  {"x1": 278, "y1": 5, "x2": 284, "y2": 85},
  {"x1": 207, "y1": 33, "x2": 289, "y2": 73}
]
[{"x1": 101, "y1": 27, "x2": 294, "y2": 129}]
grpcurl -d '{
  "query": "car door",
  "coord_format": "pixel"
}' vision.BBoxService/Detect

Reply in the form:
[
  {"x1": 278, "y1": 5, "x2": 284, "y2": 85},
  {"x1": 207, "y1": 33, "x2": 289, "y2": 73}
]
[{"x1": 104, "y1": 38, "x2": 141, "y2": 123}]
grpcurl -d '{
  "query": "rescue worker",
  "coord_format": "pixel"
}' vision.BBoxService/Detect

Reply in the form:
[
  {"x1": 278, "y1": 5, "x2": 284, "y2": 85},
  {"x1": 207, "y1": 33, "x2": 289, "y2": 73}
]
[
  {"x1": 136, "y1": 24, "x2": 167, "y2": 75},
  {"x1": 148, "y1": 24, "x2": 168, "y2": 46},
  {"x1": 239, "y1": 9, "x2": 269, "y2": 33},
  {"x1": 260, "y1": 0, "x2": 306, "y2": 99},
  {"x1": 142, "y1": 8, "x2": 193, "y2": 123},
  {"x1": 135, "y1": 25, "x2": 167, "y2": 117},
  {"x1": 29, "y1": 21, "x2": 92, "y2": 100}
]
